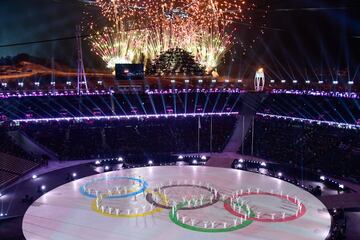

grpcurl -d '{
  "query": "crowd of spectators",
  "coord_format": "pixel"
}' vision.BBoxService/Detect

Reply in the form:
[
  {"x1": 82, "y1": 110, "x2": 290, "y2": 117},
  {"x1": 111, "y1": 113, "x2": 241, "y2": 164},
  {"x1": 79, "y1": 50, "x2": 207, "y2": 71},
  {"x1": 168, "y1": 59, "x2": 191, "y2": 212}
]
[
  {"x1": 242, "y1": 117, "x2": 360, "y2": 181},
  {"x1": 21, "y1": 116, "x2": 237, "y2": 160},
  {"x1": 1, "y1": 92, "x2": 359, "y2": 186},
  {"x1": 0, "y1": 129, "x2": 38, "y2": 161},
  {"x1": 258, "y1": 94, "x2": 360, "y2": 124},
  {"x1": 0, "y1": 92, "x2": 242, "y2": 120},
  {"x1": 0, "y1": 129, "x2": 44, "y2": 187}
]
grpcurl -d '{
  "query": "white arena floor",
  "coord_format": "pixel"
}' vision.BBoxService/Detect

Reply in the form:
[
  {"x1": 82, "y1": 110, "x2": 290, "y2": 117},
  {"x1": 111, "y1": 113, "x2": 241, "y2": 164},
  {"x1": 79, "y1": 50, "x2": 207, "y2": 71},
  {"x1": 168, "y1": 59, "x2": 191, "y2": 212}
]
[{"x1": 22, "y1": 166, "x2": 331, "y2": 240}]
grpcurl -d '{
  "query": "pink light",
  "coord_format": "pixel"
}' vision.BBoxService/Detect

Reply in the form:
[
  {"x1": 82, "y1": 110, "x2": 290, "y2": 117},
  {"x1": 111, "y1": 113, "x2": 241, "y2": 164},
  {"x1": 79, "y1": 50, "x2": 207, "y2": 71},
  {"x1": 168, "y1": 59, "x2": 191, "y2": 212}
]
[
  {"x1": 271, "y1": 89, "x2": 359, "y2": 99},
  {"x1": 257, "y1": 113, "x2": 360, "y2": 130}
]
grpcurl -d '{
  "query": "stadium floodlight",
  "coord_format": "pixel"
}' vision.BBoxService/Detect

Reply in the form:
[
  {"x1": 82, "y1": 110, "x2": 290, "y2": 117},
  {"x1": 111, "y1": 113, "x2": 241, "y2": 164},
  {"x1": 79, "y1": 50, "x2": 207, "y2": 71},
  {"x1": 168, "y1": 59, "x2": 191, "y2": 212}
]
[
  {"x1": 1, "y1": 82, "x2": 7, "y2": 87},
  {"x1": 184, "y1": 79, "x2": 190, "y2": 83},
  {"x1": 237, "y1": 79, "x2": 243, "y2": 83},
  {"x1": 104, "y1": 166, "x2": 110, "y2": 171},
  {"x1": 211, "y1": 79, "x2": 217, "y2": 83},
  {"x1": 97, "y1": 80, "x2": 103, "y2": 85},
  {"x1": 348, "y1": 81, "x2": 354, "y2": 85},
  {"x1": 236, "y1": 163, "x2": 242, "y2": 169},
  {"x1": 32, "y1": 175, "x2": 38, "y2": 179},
  {"x1": 332, "y1": 81, "x2": 339, "y2": 85},
  {"x1": 339, "y1": 184, "x2": 344, "y2": 189},
  {"x1": 238, "y1": 158, "x2": 244, "y2": 163},
  {"x1": 178, "y1": 155, "x2": 184, "y2": 160},
  {"x1": 171, "y1": 79, "x2": 175, "y2": 83},
  {"x1": 277, "y1": 172, "x2": 283, "y2": 177},
  {"x1": 35, "y1": 81, "x2": 40, "y2": 86},
  {"x1": 148, "y1": 160, "x2": 154, "y2": 165},
  {"x1": 72, "y1": 173, "x2": 77, "y2": 178},
  {"x1": 318, "y1": 80, "x2": 324, "y2": 84},
  {"x1": 270, "y1": 79, "x2": 275, "y2": 83},
  {"x1": 320, "y1": 176, "x2": 326, "y2": 181},
  {"x1": 292, "y1": 80, "x2": 298, "y2": 84},
  {"x1": 201, "y1": 155, "x2": 207, "y2": 160},
  {"x1": 305, "y1": 80, "x2": 311, "y2": 84},
  {"x1": 95, "y1": 160, "x2": 101, "y2": 165},
  {"x1": 281, "y1": 80, "x2": 286, "y2": 83},
  {"x1": 192, "y1": 159, "x2": 198, "y2": 164},
  {"x1": 51, "y1": 81, "x2": 56, "y2": 86},
  {"x1": 225, "y1": 79, "x2": 230, "y2": 83},
  {"x1": 41, "y1": 185, "x2": 46, "y2": 191},
  {"x1": 260, "y1": 162, "x2": 267, "y2": 167},
  {"x1": 118, "y1": 157, "x2": 124, "y2": 162},
  {"x1": 198, "y1": 79, "x2": 203, "y2": 83}
]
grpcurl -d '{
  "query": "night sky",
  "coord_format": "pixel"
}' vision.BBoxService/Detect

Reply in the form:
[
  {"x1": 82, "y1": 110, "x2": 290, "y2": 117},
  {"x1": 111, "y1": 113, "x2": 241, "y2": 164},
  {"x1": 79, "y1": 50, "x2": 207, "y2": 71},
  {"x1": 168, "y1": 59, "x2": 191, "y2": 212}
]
[{"x1": 1, "y1": 0, "x2": 360, "y2": 77}]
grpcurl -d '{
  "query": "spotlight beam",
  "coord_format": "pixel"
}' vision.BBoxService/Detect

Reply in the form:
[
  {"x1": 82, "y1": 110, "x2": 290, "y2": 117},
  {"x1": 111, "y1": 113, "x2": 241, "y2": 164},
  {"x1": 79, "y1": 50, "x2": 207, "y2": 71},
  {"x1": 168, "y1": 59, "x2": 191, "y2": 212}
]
[
  {"x1": 110, "y1": 95, "x2": 128, "y2": 115},
  {"x1": 193, "y1": 92, "x2": 199, "y2": 114},
  {"x1": 172, "y1": 92, "x2": 177, "y2": 115},
  {"x1": 202, "y1": 92, "x2": 212, "y2": 114}
]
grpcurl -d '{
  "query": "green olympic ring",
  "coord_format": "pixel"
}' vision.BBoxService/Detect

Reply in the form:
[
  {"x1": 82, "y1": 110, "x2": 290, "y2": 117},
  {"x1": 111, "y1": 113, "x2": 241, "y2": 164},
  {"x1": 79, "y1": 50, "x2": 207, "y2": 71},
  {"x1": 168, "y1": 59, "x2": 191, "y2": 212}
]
[{"x1": 169, "y1": 201, "x2": 255, "y2": 233}]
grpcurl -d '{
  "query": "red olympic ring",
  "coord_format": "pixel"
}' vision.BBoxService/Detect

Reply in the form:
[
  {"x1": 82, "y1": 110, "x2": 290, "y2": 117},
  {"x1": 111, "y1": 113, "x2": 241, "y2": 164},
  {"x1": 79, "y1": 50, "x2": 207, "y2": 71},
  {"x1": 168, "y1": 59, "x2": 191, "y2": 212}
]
[{"x1": 224, "y1": 192, "x2": 306, "y2": 222}]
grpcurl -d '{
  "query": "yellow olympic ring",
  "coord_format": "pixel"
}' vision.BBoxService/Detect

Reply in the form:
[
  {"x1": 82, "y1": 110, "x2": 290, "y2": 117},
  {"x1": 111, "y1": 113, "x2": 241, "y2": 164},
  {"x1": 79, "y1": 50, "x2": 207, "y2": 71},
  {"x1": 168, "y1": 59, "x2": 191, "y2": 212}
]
[{"x1": 91, "y1": 189, "x2": 168, "y2": 218}]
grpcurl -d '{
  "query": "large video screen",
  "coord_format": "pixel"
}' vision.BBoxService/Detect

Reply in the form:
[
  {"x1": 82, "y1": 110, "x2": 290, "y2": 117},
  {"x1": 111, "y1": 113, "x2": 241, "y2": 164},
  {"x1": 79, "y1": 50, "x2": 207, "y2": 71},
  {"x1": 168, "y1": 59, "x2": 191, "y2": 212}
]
[{"x1": 115, "y1": 64, "x2": 144, "y2": 80}]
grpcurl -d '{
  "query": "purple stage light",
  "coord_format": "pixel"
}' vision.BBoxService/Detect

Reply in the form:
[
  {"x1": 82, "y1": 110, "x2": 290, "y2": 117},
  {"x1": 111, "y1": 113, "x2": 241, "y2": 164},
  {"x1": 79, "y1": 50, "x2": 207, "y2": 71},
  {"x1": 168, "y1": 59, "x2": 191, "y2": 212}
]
[
  {"x1": 271, "y1": 89, "x2": 359, "y2": 99},
  {"x1": 13, "y1": 112, "x2": 239, "y2": 124},
  {"x1": 257, "y1": 113, "x2": 360, "y2": 130}
]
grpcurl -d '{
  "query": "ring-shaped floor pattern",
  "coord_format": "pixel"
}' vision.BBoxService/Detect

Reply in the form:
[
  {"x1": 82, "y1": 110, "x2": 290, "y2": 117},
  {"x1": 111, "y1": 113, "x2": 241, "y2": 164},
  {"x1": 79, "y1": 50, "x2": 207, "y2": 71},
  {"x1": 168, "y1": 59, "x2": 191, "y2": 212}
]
[{"x1": 23, "y1": 166, "x2": 331, "y2": 240}]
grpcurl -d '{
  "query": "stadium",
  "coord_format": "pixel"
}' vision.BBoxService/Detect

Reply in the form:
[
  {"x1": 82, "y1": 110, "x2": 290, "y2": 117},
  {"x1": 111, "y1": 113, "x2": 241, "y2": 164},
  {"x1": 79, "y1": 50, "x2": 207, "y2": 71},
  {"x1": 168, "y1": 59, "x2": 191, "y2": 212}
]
[{"x1": 0, "y1": 0, "x2": 359, "y2": 239}]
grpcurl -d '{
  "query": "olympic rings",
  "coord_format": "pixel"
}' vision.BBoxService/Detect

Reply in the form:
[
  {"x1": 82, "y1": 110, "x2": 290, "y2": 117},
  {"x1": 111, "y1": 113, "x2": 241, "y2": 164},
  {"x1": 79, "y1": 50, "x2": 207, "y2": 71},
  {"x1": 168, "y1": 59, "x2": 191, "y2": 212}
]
[{"x1": 83, "y1": 176, "x2": 307, "y2": 231}]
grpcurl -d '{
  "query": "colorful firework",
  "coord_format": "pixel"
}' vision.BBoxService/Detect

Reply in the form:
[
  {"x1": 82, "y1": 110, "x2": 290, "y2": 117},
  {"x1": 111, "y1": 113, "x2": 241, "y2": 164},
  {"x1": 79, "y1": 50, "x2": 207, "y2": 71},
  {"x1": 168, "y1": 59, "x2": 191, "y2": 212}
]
[
  {"x1": 88, "y1": 27, "x2": 143, "y2": 68},
  {"x1": 85, "y1": 0, "x2": 266, "y2": 71},
  {"x1": 93, "y1": 0, "x2": 250, "y2": 30},
  {"x1": 184, "y1": 28, "x2": 234, "y2": 73}
]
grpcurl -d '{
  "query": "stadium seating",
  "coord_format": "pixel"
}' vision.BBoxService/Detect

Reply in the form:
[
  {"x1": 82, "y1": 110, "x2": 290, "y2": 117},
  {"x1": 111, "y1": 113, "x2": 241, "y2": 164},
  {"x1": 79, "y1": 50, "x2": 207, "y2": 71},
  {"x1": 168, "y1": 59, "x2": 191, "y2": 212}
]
[
  {"x1": 242, "y1": 117, "x2": 360, "y2": 180},
  {"x1": 0, "y1": 169, "x2": 18, "y2": 187},
  {"x1": 258, "y1": 94, "x2": 360, "y2": 124},
  {"x1": 22, "y1": 116, "x2": 237, "y2": 160},
  {"x1": 0, "y1": 152, "x2": 39, "y2": 175},
  {"x1": 0, "y1": 130, "x2": 40, "y2": 187}
]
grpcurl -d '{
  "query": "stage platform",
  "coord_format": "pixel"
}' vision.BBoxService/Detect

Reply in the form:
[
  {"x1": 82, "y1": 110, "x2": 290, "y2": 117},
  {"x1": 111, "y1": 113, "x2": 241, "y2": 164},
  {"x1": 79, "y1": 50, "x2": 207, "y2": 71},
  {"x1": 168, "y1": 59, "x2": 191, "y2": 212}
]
[{"x1": 22, "y1": 166, "x2": 331, "y2": 240}]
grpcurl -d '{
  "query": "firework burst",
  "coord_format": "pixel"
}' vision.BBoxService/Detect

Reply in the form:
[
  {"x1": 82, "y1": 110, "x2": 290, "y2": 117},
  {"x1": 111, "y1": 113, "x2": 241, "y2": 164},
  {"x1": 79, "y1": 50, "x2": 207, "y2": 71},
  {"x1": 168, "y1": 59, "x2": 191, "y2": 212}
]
[
  {"x1": 84, "y1": 0, "x2": 265, "y2": 71},
  {"x1": 185, "y1": 28, "x2": 234, "y2": 72},
  {"x1": 88, "y1": 27, "x2": 143, "y2": 68}
]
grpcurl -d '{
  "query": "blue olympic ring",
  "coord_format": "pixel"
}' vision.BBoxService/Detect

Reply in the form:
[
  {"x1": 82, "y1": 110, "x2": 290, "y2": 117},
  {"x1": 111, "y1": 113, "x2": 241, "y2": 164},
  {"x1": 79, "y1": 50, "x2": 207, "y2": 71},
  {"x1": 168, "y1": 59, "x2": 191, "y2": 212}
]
[{"x1": 79, "y1": 176, "x2": 148, "y2": 199}]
